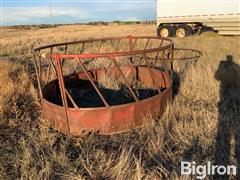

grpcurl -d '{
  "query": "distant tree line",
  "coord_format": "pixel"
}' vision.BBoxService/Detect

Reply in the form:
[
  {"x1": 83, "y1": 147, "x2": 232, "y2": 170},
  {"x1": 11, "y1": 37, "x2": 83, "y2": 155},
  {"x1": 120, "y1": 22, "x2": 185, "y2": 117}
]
[{"x1": 3, "y1": 20, "x2": 156, "y2": 29}]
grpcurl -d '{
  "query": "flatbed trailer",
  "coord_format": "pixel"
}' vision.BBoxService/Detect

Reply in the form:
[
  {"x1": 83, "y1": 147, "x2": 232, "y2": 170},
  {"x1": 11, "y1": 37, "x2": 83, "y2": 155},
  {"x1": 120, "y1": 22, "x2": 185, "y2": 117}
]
[{"x1": 157, "y1": 0, "x2": 240, "y2": 37}]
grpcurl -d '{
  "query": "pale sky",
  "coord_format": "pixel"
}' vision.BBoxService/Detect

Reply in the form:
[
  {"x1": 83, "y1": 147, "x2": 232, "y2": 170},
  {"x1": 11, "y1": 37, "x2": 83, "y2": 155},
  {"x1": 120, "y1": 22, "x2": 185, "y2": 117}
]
[{"x1": 1, "y1": 0, "x2": 156, "y2": 26}]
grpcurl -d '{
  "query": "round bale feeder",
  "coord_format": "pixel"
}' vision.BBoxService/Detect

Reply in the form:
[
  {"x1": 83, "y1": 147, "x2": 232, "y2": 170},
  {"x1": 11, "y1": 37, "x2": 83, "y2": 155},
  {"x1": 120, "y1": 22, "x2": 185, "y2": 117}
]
[{"x1": 32, "y1": 36, "x2": 175, "y2": 136}]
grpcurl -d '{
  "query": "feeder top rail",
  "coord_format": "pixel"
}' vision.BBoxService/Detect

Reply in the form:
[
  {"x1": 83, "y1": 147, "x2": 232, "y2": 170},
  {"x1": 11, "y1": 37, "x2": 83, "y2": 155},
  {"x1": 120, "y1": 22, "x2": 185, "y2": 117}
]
[{"x1": 32, "y1": 35, "x2": 174, "y2": 59}]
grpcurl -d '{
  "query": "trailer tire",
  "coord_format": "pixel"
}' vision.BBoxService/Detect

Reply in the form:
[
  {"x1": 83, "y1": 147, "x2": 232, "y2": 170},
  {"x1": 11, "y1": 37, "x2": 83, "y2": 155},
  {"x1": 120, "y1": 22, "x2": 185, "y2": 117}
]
[
  {"x1": 175, "y1": 24, "x2": 193, "y2": 38},
  {"x1": 157, "y1": 25, "x2": 174, "y2": 37}
]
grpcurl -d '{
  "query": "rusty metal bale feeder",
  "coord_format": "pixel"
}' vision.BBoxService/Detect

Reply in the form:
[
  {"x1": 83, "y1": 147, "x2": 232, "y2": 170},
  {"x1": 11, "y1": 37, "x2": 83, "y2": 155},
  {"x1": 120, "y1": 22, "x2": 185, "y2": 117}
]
[{"x1": 32, "y1": 35, "x2": 201, "y2": 136}]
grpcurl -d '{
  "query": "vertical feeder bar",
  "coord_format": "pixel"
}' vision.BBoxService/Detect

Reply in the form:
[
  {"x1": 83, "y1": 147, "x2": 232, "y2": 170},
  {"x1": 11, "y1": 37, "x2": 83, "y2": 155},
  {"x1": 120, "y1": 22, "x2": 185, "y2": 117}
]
[
  {"x1": 115, "y1": 39, "x2": 121, "y2": 52},
  {"x1": 127, "y1": 36, "x2": 138, "y2": 94},
  {"x1": 128, "y1": 35, "x2": 134, "y2": 64},
  {"x1": 154, "y1": 41, "x2": 164, "y2": 66},
  {"x1": 61, "y1": 44, "x2": 68, "y2": 67},
  {"x1": 77, "y1": 58, "x2": 110, "y2": 108},
  {"x1": 107, "y1": 39, "x2": 121, "y2": 68},
  {"x1": 65, "y1": 90, "x2": 79, "y2": 109},
  {"x1": 55, "y1": 54, "x2": 71, "y2": 135},
  {"x1": 49, "y1": 47, "x2": 58, "y2": 78},
  {"x1": 91, "y1": 40, "x2": 103, "y2": 69},
  {"x1": 154, "y1": 39, "x2": 164, "y2": 64},
  {"x1": 38, "y1": 51, "x2": 42, "y2": 81},
  {"x1": 46, "y1": 60, "x2": 51, "y2": 84},
  {"x1": 64, "y1": 44, "x2": 68, "y2": 54},
  {"x1": 144, "y1": 39, "x2": 150, "y2": 50},
  {"x1": 111, "y1": 56, "x2": 139, "y2": 102},
  {"x1": 33, "y1": 54, "x2": 43, "y2": 99},
  {"x1": 143, "y1": 54, "x2": 161, "y2": 94},
  {"x1": 128, "y1": 35, "x2": 133, "y2": 52},
  {"x1": 80, "y1": 43, "x2": 85, "y2": 54},
  {"x1": 132, "y1": 38, "x2": 137, "y2": 50},
  {"x1": 49, "y1": 54, "x2": 78, "y2": 109},
  {"x1": 170, "y1": 44, "x2": 174, "y2": 76}
]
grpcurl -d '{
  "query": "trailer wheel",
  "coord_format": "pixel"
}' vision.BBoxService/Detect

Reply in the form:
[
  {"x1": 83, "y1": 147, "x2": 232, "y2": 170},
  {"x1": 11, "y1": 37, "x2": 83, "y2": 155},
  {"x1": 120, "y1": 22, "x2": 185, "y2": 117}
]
[
  {"x1": 175, "y1": 24, "x2": 193, "y2": 38},
  {"x1": 157, "y1": 25, "x2": 174, "y2": 37}
]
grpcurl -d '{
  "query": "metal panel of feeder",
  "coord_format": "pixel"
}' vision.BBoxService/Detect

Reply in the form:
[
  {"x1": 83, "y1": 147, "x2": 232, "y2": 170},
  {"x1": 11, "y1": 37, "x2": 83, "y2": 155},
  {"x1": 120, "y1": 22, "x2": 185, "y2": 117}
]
[{"x1": 32, "y1": 35, "x2": 201, "y2": 136}]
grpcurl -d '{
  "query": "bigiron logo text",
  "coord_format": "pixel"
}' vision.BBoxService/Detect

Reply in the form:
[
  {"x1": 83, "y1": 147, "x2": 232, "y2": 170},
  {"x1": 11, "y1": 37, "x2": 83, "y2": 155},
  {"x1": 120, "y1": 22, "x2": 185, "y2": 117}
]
[{"x1": 181, "y1": 161, "x2": 237, "y2": 179}]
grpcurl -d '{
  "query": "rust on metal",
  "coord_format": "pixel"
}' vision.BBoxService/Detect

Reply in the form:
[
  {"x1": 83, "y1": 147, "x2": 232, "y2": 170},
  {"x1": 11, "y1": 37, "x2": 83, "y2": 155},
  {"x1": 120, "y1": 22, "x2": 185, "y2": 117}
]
[{"x1": 32, "y1": 35, "x2": 201, "y2": 136}]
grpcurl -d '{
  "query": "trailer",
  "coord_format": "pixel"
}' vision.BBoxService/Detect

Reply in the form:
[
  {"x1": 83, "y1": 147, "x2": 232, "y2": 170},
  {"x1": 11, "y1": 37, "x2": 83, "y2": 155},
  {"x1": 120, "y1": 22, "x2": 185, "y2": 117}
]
[{"x1": 157, "y1": 0, "x2": 240, "y2": 37}]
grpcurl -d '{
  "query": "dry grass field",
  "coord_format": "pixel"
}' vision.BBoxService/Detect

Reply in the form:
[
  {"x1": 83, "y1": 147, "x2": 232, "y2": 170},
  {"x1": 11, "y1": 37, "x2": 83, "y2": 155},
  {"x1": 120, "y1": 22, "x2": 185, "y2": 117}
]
[{"x1": 0, "y1": 24, "x2": 240, "y2": 179}]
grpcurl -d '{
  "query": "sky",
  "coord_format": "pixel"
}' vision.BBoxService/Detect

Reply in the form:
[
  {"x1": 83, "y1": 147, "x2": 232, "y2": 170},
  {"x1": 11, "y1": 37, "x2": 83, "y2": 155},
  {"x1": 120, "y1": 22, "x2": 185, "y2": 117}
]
[{"x1": 1, "y1": 0, "x2": 156, "y2": 26}]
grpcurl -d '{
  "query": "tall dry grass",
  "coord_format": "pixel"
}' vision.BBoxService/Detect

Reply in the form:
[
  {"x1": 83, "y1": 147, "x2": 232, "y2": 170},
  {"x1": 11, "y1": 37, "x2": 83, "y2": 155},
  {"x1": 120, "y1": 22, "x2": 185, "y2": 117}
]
[{"x1": 0, "y1": 24, "x2": 240, "y2": 179}]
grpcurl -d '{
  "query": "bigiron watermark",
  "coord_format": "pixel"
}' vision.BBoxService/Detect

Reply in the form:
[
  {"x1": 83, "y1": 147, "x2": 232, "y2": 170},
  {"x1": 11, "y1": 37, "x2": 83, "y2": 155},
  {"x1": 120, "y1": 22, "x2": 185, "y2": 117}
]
[{"x1": 181, "y1": 161, "x2": 237, "y2": 179}]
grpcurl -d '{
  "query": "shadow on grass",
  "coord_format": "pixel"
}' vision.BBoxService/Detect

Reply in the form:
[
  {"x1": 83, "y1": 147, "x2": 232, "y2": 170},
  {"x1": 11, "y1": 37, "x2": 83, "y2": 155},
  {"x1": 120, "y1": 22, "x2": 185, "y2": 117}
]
[{"x1": 214, "y1": 55, "x2": 240, "y2": 179}]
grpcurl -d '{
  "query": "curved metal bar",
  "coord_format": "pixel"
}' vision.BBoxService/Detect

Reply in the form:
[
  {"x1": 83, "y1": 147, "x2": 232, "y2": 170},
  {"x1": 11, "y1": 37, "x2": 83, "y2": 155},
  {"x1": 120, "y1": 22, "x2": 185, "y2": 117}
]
[
  {"x1": 32, "y1": 35, "x2": 173, "y2": 53},
  {"x1": 46, "y1": 44, "x2": 173, "y2": 59},
  {"x1": 172, "y1": 48, "x2": 203, "y2": 61}
]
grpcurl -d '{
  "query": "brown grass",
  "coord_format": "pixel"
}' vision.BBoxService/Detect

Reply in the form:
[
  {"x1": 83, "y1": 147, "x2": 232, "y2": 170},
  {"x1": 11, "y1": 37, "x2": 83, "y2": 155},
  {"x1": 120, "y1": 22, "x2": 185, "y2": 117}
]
[{"x1": 0, "y1": 24, "x2": 240, "y2": 179}]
